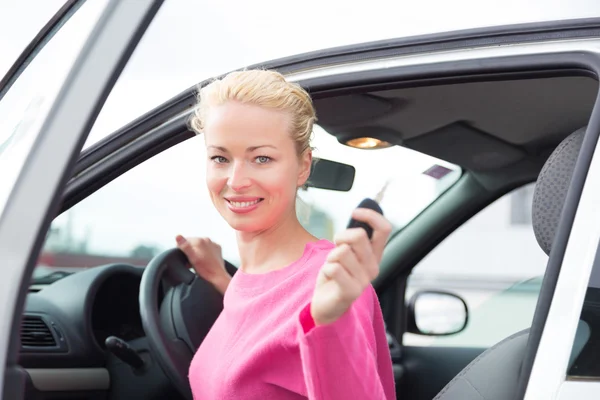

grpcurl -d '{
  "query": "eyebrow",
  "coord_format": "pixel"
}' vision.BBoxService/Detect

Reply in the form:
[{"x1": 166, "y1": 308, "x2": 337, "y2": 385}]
[{"x1": 207, "y1": 145, "x2": 278, "y2": 152}]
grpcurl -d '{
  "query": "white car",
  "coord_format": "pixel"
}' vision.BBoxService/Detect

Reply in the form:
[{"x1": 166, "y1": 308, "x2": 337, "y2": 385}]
[{"x1": 1, "y1": 1, "x2": 600, "y2": 399}]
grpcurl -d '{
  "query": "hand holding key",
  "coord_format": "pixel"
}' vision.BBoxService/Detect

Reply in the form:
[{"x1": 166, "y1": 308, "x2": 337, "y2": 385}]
[{"x1": 310, "y1": 199, "x2": 392, "y2": 326}]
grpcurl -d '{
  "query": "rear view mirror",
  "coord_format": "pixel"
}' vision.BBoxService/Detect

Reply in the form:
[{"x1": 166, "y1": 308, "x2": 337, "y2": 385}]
[
  {"x1": 407, "y1": 290, "x2": 469, "y2": 336},
  {"x1": 306, "y1": 158, "x2": 355, "y2": 192}
]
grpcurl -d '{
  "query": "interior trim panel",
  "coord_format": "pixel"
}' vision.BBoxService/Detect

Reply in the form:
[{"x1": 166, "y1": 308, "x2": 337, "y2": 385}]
[{"x1": 26, "y1": 368, "x2": 109, "y2": 392}]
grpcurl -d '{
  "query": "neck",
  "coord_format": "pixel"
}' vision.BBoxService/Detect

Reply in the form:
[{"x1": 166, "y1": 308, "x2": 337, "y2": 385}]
[{"x1": 236, "y1": 208, "x2": 318, "y2": 274}]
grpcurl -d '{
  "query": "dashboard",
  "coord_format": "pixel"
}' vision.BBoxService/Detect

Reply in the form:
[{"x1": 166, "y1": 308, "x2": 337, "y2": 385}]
[
  {"x1": 91, "y1": 272, "x2": 145, "y2": 347},
  {"x1": 18, "y1": 263, "x2": 179, "y2": 400}
]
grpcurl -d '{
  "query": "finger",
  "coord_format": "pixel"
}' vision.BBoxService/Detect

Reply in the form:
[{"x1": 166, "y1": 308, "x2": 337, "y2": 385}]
[
  {"x1": 176, "y1": 234, "x2": 190, "y2": 251},
  {"x1": 333, "y1": 228, "x2": 371, "y2": 263},
  {"x1": 175, "y1": 235, "x2": 202, "y2": 265},
  {"x1": 333, "y1": 229, "x2": 379, "y2": 279},
  {"x1": 331, "y1": 239, "x2": 379, "y2": 281},
  {"x1": 320, "y1": 262, "x2": 361, "y2": 300},
  {"x1": 350, "y1": 208, "x2": 392, "y2": 257},
  {"x1": 334, "y1": 228, "x2": 381, "y2": 281},
  {"x1": 326, "y1": 244, "x2": 370, "y2": 283},
  {"x1": 334, "y1": 227, "x2": 381, "y2": 280}
]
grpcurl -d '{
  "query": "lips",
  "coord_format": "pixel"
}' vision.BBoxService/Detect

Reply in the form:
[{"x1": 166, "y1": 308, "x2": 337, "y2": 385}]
[
  {"x1": 228, "y1": 199, "x2": 261, "y2": 208},
  {"x1": 225, "y1": 197, "x2": 264, "y2": 214}
]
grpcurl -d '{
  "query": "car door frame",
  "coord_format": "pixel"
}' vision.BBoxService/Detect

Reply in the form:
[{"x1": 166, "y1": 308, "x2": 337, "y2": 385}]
[
  {"x1": 523, "y1": 76, "x2": 600, "y2": 398},
  {"x1": 0, "y1": 0, "x2": 164, "y2": 398},
  {"x1": 0, "y1": 0, "x2": 81, "y2": 99}
]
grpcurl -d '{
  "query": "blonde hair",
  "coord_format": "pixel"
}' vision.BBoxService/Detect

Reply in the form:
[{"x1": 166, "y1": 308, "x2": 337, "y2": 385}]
[{"x1": 189, "y1": 69, "x2": 316, "y2": 156}]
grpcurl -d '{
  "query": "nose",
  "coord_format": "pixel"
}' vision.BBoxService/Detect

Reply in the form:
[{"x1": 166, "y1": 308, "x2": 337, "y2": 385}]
[{"x1": 227, "y1": 160, "x2": 251, "y2": 191}]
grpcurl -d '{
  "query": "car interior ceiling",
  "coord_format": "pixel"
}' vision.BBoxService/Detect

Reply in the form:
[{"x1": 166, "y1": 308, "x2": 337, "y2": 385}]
[{"x1": 314, "y1": 75, "x2": 598, "y2": 181}]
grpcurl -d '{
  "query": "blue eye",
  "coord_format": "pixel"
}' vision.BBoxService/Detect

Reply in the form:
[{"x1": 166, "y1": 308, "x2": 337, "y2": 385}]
[
  {"x1": 256, "y1": 156, "x2": 272, "y2": 164},
  {"x1": 211, "y1": 156, "x2": 228, "y2": 164}
]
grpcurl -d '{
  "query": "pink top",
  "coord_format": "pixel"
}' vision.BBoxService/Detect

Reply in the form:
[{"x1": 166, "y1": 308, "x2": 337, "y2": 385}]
[{"x1": 188, "y1": 239, "x2": 396, "y2": 399}]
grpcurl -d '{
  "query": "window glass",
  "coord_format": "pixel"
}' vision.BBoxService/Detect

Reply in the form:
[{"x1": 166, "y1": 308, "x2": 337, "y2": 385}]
[
  {"x1": 0, "y1": 0, "x2": 107, "y2": 213},
  {"x1": 404, "y1": 183, "x2": 548, "y2": 348},
  {"x1": 35, "y1": 127, "x2": 461, "y2": 282},
  {"x1": 0, "y1": 0, "x2": 65, "y2": 78}
]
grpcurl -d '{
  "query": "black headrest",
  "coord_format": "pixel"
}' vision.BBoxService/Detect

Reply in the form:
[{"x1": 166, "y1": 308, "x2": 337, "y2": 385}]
[{"x1": 532, "y1": 126, "x2": 586, "y2": 255}]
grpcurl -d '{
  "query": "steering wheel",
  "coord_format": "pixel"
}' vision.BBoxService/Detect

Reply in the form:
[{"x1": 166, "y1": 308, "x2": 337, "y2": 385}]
[{"x1": 139, "y1": 248, "x2": 235, "y2": 399}]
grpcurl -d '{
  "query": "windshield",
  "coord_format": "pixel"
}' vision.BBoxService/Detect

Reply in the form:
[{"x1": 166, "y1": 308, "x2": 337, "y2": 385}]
[
  {"x1": 0, "y1": 0, "x2": 107, "y2": 213},
  {"x1": 82, "y1": 0, "x2": 600, "y2": 149},
  {"x1": 34, "y1": 126, "x2": 461, "y2": 283}
]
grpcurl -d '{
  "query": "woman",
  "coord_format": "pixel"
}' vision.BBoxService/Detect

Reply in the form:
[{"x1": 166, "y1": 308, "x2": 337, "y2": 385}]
[{"x1": 176, "y1": 69, "x2": 395, "y2": 399}]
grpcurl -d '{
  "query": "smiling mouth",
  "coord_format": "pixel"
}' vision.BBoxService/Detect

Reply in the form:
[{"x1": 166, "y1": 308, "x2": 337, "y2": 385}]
[{"x1": 226, "y1": 198, "x2": 264, "y2": 208}]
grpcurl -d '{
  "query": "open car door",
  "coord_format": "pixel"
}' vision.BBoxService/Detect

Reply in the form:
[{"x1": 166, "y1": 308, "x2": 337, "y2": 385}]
[{"x1": 0, "y1": 1, "x2": 164, "y2": 398}]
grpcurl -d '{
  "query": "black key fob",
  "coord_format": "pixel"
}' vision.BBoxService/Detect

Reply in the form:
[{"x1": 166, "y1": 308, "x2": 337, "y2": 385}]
[{"x1": 346, "y1": 198, "x2": 384, "y2": 240}]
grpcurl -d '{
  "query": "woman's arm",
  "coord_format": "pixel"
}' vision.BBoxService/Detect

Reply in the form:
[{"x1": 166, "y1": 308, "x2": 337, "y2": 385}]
[
  {"x1": 297, "y1": 286, "x2": 395, "y2": 399},
  {"x1": 211, "y1": 272, "x2": 231, "y2": 295},
  {"x1": 298, "y1": 207, "x2": 395, "y2": 399}
]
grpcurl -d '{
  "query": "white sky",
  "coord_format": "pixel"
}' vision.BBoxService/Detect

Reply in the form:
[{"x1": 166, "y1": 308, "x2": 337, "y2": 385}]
[{"x1": 1, "y1": 0, "x2": 599, "y2": 270}]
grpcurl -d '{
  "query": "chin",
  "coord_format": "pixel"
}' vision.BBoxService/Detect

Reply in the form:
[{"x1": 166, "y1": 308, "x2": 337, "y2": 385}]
[
  {"x1": 218, "y1": 208, "x2": 264, "y2": 232},
  {"x1": 216, "y1": 200, "x2": 288, "y2": 233},
  {"x1": 225, "y1": 217, "x2": 265, "y2": 233}
]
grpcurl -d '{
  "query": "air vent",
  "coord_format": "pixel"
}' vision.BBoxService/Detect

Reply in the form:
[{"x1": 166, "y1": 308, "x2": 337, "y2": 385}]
[{"x1": 21, "y1": 316, "x2": 56, "y2": 348}]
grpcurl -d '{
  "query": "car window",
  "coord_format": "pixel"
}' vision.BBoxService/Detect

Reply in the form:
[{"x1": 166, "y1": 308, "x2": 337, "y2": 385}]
[
  {"x1": 0, "y1": 0, "x2": 107, "y2": 213},
  {"x1": 35, "y1": 126, "x2": 461, "y2": 282},
  {"x1": 0, "y1": 0, "x2": 65, "y2": 78},
  {"x1": 81, "y1": 0, "x2": 600, "y2": 149},
  {"x1": 567, "y1": 238, "x2": 600, "y2": 379},
  {"x1": 403, "y1": 183, "x2": 547, "y2": 348}
]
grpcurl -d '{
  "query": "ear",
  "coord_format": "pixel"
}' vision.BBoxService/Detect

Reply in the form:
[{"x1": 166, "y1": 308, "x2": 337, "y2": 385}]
[{"x1": 297, "y1": 149, "x2": 312, "y2": 187}]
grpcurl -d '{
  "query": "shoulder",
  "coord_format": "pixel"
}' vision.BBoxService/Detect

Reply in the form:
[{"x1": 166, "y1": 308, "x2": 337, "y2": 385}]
[
  {"x1": 303, "y1": 239, "x2": 335, "y2": 268},
  {"x1": 288, "y1": 239, "x2": 334, "y2": 288},
  {"x1": 307, "y1": 238, "x2": 335, "y2": 253}
]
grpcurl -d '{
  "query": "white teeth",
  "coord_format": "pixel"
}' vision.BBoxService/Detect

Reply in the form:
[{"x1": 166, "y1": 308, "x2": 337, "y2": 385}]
[{"x1": 230, "y1": 200, "x2": 260, "y2": 208}]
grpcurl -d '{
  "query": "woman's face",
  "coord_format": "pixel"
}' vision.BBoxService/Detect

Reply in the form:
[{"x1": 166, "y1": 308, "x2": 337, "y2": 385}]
[{"x1": 203, "y1": 101, "x2": 312, "y2": 233}]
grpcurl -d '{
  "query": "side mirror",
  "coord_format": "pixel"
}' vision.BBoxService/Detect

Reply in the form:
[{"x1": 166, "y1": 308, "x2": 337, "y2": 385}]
[{"x1": 407, "y1": 290, "x2": 469, "y2": 336}]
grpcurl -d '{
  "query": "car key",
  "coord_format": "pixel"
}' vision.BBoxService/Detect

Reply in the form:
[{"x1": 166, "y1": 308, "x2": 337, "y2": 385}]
[{"x1": 346, "y1": 198, "x2": 384, "y2": 240}]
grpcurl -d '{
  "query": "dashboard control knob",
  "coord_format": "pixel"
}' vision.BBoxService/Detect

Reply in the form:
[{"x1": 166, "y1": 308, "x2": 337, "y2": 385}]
[{"x1": 105, "y1": 335, "x2": 144, "y2": 369}]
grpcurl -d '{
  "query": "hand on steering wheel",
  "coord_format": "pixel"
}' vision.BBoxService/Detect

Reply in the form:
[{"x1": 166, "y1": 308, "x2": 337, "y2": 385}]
[{"x1": 175, "y1": 235, "x2": 231, "y2": 295}]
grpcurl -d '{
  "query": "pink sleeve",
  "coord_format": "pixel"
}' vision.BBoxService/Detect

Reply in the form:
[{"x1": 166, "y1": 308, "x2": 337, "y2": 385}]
[{"x1": 296, "y1": 286, "x2": 396, "y2": 400}]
